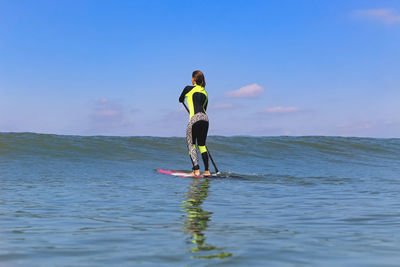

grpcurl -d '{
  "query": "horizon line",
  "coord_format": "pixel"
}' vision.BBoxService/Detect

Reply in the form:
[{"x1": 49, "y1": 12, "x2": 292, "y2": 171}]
[{"x1": 0, "y1": 131, "x2": 397, "y2": 140}]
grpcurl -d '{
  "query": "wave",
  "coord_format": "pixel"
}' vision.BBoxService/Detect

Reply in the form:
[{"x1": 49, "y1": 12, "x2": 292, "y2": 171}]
[
  {"x1": 1, "y1": 132, "x2": 399, "y2": 184},
  {"x1": 1, "y1": 132, "x2": 399, "y2": 161}
]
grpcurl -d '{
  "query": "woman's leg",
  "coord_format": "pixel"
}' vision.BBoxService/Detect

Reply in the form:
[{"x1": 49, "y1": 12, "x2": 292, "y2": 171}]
[
  {"x1": 186, "y1": 113, "x2": 209, "y2": 176},
  {"x1": 186, "y1": 118, "x2": 200, "y2": 172},
  {"x1": 193, "y1": 120, "x2": 209, "y2": 173}
]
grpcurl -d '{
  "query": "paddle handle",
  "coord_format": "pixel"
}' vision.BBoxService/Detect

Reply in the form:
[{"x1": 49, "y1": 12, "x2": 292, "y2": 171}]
[{"x1": 182, "y1": 102, "x2": 190, "y2": 113}]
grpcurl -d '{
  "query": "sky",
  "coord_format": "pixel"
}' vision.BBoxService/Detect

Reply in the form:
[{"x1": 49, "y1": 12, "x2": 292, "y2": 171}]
[{"x1": 0, "y1": 0, "x2": 399, "y2": 137}]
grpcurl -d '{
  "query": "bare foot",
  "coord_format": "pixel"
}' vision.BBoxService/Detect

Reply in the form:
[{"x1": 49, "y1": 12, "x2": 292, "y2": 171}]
[
  {"x1": 203, "y1": 170, "x2": 211, "y2": 177},
  {"x1": 190, "y1": 170, "x2": 201, "y2": 177}
]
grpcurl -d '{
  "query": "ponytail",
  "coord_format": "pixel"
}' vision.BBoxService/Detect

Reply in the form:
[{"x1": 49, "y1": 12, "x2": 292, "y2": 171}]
[{"x1": 192, "y1": 70, "x2": 206, "y2": 87}]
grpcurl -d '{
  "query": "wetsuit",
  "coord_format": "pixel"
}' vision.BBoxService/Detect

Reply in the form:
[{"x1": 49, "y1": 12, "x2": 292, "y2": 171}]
[{"x1": 179, "y1": 85, "x2": 209, "y2": 171}]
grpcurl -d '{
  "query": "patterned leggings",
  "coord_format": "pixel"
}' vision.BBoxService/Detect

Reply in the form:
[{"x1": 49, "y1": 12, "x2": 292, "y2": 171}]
[{"x1": 186, "y1": 112, "x2": 209, "y2": 171}]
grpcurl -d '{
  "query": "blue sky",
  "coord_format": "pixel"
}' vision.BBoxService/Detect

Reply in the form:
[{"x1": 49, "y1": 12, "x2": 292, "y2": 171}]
[{"x1": 1, "y1": 0, "x2": 399, "y2": 137}]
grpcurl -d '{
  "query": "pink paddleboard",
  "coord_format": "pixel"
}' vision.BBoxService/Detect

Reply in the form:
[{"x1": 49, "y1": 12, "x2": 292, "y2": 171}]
[{"x1": 156, "y1": 168, "x2": 203, "y2": 178}]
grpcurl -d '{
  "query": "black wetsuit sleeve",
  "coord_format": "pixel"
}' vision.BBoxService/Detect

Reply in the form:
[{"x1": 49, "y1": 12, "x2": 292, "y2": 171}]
[{"x1": 179, "y1": 86, "x2": 194, "y2": 103}]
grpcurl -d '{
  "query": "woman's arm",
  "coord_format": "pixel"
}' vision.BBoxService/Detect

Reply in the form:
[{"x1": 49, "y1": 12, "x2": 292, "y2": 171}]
[{"x1": 179, "y1": 86, "x2": 194, "y2": 103}]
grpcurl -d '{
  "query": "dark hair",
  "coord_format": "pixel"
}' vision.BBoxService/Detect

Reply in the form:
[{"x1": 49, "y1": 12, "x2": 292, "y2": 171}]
[{"x1": 192, "y1": 70, "x2": 206, "y2": 87}]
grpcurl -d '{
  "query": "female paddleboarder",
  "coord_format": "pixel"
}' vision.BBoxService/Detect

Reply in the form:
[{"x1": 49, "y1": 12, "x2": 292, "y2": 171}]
[{"x1": 179, "y1": 70, "x2": 210, "y2": 177}]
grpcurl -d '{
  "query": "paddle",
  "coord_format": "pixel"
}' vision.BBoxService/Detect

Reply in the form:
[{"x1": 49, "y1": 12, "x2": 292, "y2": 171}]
[{"x1": 182, "y1": 103, "x2": 220, "y2": 174}]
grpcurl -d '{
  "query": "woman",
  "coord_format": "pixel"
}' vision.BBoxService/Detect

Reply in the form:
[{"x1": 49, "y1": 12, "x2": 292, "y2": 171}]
[{"x1": 179, "y1": 70, "x2": 210, "y2": 177}]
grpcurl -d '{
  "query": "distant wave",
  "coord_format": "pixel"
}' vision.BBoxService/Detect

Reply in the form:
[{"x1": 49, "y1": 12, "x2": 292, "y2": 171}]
[{"x1": 1, "y1": 132, "x2": 399, "y2": 162}]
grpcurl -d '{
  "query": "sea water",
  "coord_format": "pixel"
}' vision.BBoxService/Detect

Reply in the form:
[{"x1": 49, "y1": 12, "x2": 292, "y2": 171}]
[{"x1": 1, "y1": 132, "x2": 400, "y2": 266}]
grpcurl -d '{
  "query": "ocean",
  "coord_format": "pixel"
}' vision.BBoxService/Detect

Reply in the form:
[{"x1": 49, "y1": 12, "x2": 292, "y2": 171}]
[{"x1": 1, "y1": 132, "x2": 400, "y2": 266}]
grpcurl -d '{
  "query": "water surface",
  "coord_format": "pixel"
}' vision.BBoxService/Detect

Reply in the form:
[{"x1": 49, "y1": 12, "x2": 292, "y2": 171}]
[{"x1": 1, "y1": 133, "x2": 400, "y2": 266}]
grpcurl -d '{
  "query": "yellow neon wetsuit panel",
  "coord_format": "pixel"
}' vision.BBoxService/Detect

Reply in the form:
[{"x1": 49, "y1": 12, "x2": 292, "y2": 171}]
[{"x1": 179, "y1": 85, "x2": 208, "y2": 119}]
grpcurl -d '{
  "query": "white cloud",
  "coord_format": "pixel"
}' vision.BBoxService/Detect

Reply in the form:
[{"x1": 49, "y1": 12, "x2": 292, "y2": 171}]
[
  {"x1": 262, "y1": 106, "x2": 300, "y2": 114},
  {"x1": 337, "y1": 122, "x2": 372, "y2": 131},
  {"x1": 96, "y1": 109, "x2": 119, "y2": 116},
  {"x1": 89, "y1": 98, "x2": 134, "y2": 134},
  {"x1": 353, "y1": 8, "x2": 400, "y2": 24},
  {"x1": 98, "y1": 98, "x2": 109, "y2": 104},
  {"x1": 225, "y1": 83, "x2": 264, "y2": 98},
  {"x1": 91, "y1": 98, "x2": 122, "y2": 122}
]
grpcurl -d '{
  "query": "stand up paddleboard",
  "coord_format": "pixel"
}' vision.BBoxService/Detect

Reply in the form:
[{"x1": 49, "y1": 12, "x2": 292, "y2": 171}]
[{"x1": 156, "y1": 168, "x2": 240, "y2": 179}]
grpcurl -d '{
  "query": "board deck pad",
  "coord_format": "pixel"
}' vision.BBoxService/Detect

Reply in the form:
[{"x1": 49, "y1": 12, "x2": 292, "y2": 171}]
[{"x1": 156, "y1": 168, "x2": 241, "y2": 179}]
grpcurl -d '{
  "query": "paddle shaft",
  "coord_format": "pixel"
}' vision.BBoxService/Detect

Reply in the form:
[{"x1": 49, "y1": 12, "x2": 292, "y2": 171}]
[{"x1": 182, "y1": 103, "x2": 219, "y2": 173}]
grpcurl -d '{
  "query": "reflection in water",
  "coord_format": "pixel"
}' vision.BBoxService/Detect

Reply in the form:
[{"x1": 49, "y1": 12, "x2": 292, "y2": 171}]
[{"x1": 182, "y1": 178, "x2": 232, "y2": 259}]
